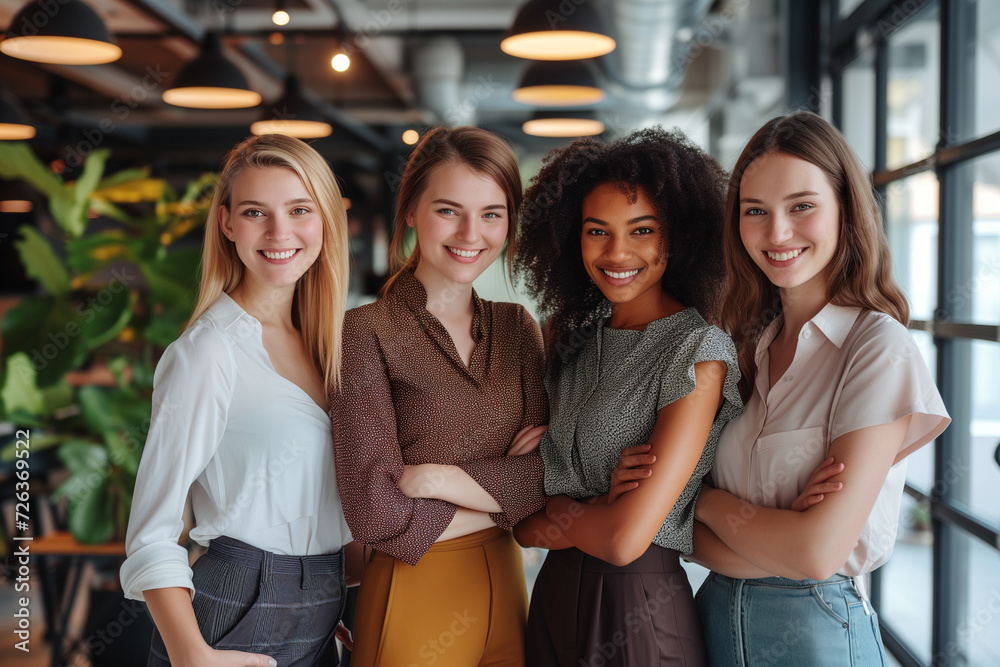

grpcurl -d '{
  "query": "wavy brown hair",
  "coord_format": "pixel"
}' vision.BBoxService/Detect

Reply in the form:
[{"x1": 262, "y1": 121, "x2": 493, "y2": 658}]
[
  {"x1": 515, "y1": 127, "x2": 728, "y2": 370},
  {"x1": 382, "y1": 126, "x2": 522, "y2": 295},
  {"x1": 721, "y1": 111, "x2": 909, "y2": 400}
]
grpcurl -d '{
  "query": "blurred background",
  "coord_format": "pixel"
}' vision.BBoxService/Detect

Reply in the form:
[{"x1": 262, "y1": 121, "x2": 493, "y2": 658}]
[{"x1": 0, "y1": 0, "x2": 998, "y2": 665}]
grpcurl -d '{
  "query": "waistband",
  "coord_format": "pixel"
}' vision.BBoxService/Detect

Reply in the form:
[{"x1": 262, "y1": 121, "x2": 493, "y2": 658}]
[
  {"x1": 714, "y1": 572, "x2": 852, "y2": 588},
  {"x1": 428, "y1": 525, "x2": 509, "y2": 552},
  {"x1": 548, "y1": 543, "x2": 682, "y2": 574},
  {"x1": 207, "y1": 536, "x2": 343, "y2": 575}
]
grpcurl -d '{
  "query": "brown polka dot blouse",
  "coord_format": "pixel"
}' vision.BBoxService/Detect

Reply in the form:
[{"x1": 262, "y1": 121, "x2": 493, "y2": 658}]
[{"x1": 331, "y1": 270, "x2": 549, "y2": 566}]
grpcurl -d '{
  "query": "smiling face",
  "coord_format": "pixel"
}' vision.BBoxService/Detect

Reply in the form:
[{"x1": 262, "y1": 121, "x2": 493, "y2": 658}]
[
  {"x1": 409, "y1": 161, "x2": 509, "y2": 289},
  {"x1": 738, "y1": 151, "x2": 840, "y2": 298},
  {"x1": 580, "y1": 182, "x2": 667, "y2": 309},
  {"x1": 219, "y1": 166, "x2": 323, "y2": 295}
]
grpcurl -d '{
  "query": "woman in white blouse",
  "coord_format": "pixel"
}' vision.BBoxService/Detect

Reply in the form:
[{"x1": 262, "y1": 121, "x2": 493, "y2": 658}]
[
  {"x1": 691, "y1": 112, "x2": 950, "y2": 666},
  {"x1": 120, "y1": 134, "x2": 354, "y2": 667}
]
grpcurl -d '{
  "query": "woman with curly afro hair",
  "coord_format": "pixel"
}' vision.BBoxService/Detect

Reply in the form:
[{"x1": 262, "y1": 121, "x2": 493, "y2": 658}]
[{"x1": 512, "y1": 127, "x2": 743, "y2": 666}]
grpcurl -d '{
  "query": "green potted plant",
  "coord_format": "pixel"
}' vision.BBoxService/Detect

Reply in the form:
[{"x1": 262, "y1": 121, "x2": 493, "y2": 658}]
[{"x1": 0, "y1": 140, "x2": 215, "y2": 544}]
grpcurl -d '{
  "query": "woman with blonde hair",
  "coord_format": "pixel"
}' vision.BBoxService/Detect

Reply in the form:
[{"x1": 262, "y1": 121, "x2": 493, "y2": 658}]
[
  {"x1": 121, "y1": 134, "x2": 354, "y2": 667},
  {"x1": 691, "y1": 111, "x2": 950, "y2": 666},
  {"x1": 332, "y1": 126, "x2": 548, "y2": 666}
]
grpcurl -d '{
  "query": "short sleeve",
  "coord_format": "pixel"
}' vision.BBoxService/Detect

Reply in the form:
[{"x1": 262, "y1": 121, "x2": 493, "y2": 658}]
[
  {"x1": 121, "y1": 326, "x2": 233, "y2": 600},
  {"x1": 830, "y1": 317, "x2": 950, "y2": 462},
  {"x1": 657, "y1": 323, "x2": 742, "y2": 425}
]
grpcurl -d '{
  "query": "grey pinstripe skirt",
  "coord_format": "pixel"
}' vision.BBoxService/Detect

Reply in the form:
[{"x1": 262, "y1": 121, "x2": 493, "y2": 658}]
[{"x1": 148, "y1": 536, "x2": 346, "y2": 667}]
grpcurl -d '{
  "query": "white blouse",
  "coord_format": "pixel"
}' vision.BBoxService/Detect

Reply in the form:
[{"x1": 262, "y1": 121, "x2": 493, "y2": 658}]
[
  {"x1": 711, "y1": 303, "x2": 949, "y2": 577},
  {"x1": 120, "y1": 294, "x2": 351, "y2": 601}
]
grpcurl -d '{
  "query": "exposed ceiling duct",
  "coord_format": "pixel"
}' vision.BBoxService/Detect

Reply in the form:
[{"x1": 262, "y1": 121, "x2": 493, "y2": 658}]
[
  {"x1": 412, "y1": 36, "x2": 474, "y2": 126},
  {"x1": 602, "y1": 0, "x2": 715, "y2": 112}
]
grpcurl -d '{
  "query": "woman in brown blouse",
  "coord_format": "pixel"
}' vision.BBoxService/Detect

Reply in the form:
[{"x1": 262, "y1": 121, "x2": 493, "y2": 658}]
[{"x1": 331, "y1": 126, "x2": 548, "y2": 666}]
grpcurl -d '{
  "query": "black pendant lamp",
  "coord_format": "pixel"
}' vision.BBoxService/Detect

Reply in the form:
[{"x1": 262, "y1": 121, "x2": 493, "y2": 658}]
[
  {"x1": 512, "y1": 60, "x2": 605, "y2": 106},
  {"x1": 0, "y1": 0, "x2": 121, "y2": 65},
  {"x1": 501, "y1": 0, "x2": 615, "y2": 61},
  {"x1": 0, "y1": 81, "x2": 36, "y2": 140},
  {"x1": 522, "y1": 110, "x2": 604, "y2": 138},
  {"x1": 163, "y1": 33, "x2": 262, "y2": 109},
  {"x1": 250, "y1": 75, "x2": 332, "y2": 138}
]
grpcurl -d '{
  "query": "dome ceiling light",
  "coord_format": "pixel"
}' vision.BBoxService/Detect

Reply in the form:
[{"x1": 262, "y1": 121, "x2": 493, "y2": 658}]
[
  {"x1": 501, "y1": 0, "x2": 615, "y2": 61},
  {"x1": 0, "y1": 0, "x2": 121, "y2": 65}
]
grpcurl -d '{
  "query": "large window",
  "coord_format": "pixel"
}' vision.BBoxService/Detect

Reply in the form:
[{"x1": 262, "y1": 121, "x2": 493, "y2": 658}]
[{"x1": 832, "y1": 1, "x2": 1000, "y2": 665}]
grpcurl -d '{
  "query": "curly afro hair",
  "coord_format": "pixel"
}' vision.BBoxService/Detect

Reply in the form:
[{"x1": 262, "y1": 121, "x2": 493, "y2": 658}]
[{"x1": 515, "y1": 127, "x2": 728, "y2": 368}]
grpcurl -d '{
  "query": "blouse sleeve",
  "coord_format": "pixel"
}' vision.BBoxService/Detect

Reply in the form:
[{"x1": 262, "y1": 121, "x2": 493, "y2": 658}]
[
  {"x1": 332, "y1": 314, "x2": 457, "y2": 566},
  {"x1": 120, "y1": 327, "x2": 233, "y2": 601},
  {"x1": 658, "y1": 324, "x2": 743, "y2": 424},
  {"x1": 457, "y1": 306, "x2": 548, "y2": 528},
  {"x1": 830, "y1": 317, "x2": 950, "y2": 462}
]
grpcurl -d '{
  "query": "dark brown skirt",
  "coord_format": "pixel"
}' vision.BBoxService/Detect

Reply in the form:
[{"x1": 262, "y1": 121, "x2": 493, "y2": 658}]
[{"x1": 525, "y1": 544, "x2": 707, "y2": 667}]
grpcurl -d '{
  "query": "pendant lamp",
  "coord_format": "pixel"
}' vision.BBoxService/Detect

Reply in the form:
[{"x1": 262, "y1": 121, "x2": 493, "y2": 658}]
[
  {"x1": 0, "y1": 0, "x2": 121, "y2": 65},
  {"x1": 163, "y1": 33, "x2": 262, "y2": 109},
  {"x1": 0, "y1": 81, "x2": 36, "y2": 140},
  {"x1": 501, "y1": 0, "x2": 615, "y2": 61},
  {"x1": 250, "y1": 75, "x2": 332, "y2": 138},
  {"x1": 512, "y1": 61, "x2": 605, "y2": 106},
  {"x1": 522, "y1": 110, "x2": 604, "y2": 138}
]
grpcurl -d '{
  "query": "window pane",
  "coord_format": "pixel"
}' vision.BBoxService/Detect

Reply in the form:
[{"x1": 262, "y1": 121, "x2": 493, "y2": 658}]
[
  {"x1": 887, "y1": 3, "x2": 940, "y2": 170},
  {"x1": 906, "y1": 330, "x2": 937, "y2": 492},
  {"x1": 955, "y1": 530, "x2": 1000, "y2": 665},
  {"x1": 967, "y1": 340, "x2": 1000, "y2": 527},
  {"x1": 839, "y1": 0, "x2": 864, "y2": 18},
  {"x1": 886, "y1": 172, "x2": 939, "y2": 320},
  {"x1": 962, "y1": 0, "x2": 1000, "y2": 141},
  {"x1": 880, "y1": 493, "x2": 933, "y2": 663},
  {"x1": 841, "y1": 48, "x2": 876, "y2": 172},
  {"x1": 948, "y1": 152, "x2": 1000, "y2": 326}
]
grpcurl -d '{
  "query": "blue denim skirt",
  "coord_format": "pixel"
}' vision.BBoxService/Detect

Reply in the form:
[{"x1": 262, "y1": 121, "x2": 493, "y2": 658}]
[
  {"x1": 694, "y1": 572, "x2": 887, "y2": 667},
  {"x1": 148, "y1": 536, "x2": 346, "y2": 666}
]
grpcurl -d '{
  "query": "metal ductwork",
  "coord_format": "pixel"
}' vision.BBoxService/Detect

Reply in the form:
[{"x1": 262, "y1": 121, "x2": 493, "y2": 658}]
[
  {"x1": 603, "y1": 0, "x2": 716, "y2": 112},
  {"x1": 412, "y1": 36, "x2": 475, "y2": 126}
]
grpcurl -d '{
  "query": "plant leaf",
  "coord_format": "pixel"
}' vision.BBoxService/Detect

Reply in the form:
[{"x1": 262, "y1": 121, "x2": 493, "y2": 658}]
[
  {"x1": 1, "y1": 297, "x2": 84, "y2": 386},
  {"x1": 97, "y1": 166, "x2": 150, "y2": 190},
  {"x1": 14, "y1": 225, "x2": 70, "y2": 296},
  {"x1": 0, "y1": 432, "x2": 68, "y2": 462},
  {"x1": 80, "y1": 286, "x2": 134, "y2": 350},
  {"x1": 0, "y1": 142, "x2": 63, "y2": 199},
  {"x1": 62, "y1": 473, "x2": 114, "y2": 544},
  {"x1": 55, "y1": 440, "x2": 108, "y2": 474},
  {"x1": 0, "y1": 353, "x2": 44, "y2": 416}
]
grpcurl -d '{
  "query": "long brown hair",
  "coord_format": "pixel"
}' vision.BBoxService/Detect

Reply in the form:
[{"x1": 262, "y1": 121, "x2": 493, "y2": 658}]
[
  {"x1": 382, "y1": 126, "x2": 522, "y2": 295},
  {"x1": 721, "y1": 111, "x2": 909, "y2": 400},
  {"x1": 188, "y1": 134, "x2": 350, "y2": 388}
]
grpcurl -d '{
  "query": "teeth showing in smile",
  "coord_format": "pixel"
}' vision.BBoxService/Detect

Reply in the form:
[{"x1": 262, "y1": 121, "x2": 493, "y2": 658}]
[
  {"x1": 602, "y1": 269, "x2": 640, "y2": 279},
  {"x1": 448, "y1": 247, "x2": 482, "y2": 258},
  {"x1": 766, "y1": 248, "x2": 804, "y2": 262},
  {"x1": 262, "y1": 249, "x2": 297, "y2": 260}
]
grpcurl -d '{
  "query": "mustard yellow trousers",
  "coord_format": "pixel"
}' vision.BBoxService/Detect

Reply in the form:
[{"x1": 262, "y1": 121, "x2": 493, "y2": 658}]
[{"x1": 351, "y1": 526, "x2": 528, "y2": 667}]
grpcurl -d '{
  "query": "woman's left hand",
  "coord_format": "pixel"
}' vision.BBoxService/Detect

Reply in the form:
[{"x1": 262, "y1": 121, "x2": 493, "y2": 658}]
[
  {"x1": 507, "y1": 424, "x2": 549, "y2": 456},
  {"x1": 607, "y1": 444, "x2": 657, "y2": 504}
]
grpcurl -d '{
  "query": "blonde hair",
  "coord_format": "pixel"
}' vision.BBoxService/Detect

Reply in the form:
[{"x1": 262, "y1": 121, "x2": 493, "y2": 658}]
[
  {"x1": 188, "y1": 134, "x2": 350, "y2": 388},
  {"x1": 721, "y1": 111, "x2": 909, "y2": 400},
  {"x1": 382, "y1": 126, "x2": 522, "y2": 295}
]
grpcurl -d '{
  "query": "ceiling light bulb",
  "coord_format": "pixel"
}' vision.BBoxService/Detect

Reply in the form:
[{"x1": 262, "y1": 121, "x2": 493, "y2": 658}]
[
  {"x1": 272, "y1": 10, "x2": 290, "y2": 26},
  {"x1": 331, "y1": 53, "x2": 351, "y2": 72},
  {"x1": 402, "y1": 129, "x2": 419, "y2": 145}
]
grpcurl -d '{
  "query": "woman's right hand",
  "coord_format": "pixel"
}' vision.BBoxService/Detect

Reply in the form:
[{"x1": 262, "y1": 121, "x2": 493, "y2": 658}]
[
  {"x1": 178, "y1": 646, "x2": 276, "y2": 667},
  {"x1": 790, "y1": 456, "x2": 845, "y2": 511},
  {"x1": 507, "y1": 424, "x2": 548, "y2": 456},
  {"x1": 607, "y1": 444, "x2": 657, "y2": 504}
]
